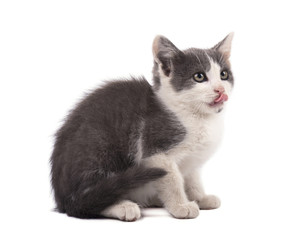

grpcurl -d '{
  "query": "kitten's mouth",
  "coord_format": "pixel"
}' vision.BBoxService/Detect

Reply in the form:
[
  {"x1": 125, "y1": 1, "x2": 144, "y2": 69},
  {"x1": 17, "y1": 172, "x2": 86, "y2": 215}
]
[{"x1": 209, "y1": 93, "x2": 228, "y2": 107}]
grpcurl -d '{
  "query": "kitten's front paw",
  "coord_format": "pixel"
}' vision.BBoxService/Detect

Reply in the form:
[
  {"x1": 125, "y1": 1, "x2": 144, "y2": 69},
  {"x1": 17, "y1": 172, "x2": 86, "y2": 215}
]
[
  {"x1": 118, "y1": 202, "x2": 141, "y2": 222},
  {"x1": 168, "y1": 201, "x2": 199, "y2": 219},
  {"x1": 198, "y1": 195, "x2": 221, "y2": 210}
]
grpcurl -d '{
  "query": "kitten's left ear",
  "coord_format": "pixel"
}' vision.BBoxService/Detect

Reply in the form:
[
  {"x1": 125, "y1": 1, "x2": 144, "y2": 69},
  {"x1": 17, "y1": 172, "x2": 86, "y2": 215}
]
[
  {"x1": 152, "y1": 35, "x2": 184, "y2": 77},
  {"x1": 213, "y1": 32, "x2": 234, "y2": 58}
]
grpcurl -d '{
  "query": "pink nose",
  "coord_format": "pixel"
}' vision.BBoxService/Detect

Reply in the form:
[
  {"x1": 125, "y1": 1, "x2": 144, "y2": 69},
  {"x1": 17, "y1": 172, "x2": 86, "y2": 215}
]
[
  {"x1": 213, "y1": 85, "x2": 228, "y2": 104},
  {"x1": 214, "y1": 86, "x2": 225, "y2": 94}
]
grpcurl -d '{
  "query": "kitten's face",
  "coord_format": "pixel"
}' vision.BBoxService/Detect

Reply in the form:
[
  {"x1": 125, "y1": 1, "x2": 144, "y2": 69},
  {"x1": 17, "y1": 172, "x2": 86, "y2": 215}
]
[{"x1": 153, "y1": 34, "x2": 234, "y2": 115}]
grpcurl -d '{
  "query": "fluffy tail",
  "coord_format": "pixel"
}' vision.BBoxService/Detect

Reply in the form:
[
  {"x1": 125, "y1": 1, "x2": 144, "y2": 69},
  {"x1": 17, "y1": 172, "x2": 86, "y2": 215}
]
[{"x1": 64, "y1": 166, "x2": 167, "y2": 218}]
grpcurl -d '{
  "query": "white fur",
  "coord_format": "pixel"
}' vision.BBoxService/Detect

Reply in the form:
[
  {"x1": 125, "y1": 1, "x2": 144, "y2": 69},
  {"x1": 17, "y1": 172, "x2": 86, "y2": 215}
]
[{"x1": 101, "y1": 200, "x2": 141, "y2": 221}]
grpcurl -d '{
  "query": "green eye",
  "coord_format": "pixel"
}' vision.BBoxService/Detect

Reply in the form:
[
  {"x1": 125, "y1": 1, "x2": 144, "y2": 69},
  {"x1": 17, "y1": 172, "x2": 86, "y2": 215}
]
[
  {"x1": 193, "y1": 72, "x2": 207, "y2": 82},
  {"x1": 220, "y1": 70, "x2": 229, "y2": 80}
]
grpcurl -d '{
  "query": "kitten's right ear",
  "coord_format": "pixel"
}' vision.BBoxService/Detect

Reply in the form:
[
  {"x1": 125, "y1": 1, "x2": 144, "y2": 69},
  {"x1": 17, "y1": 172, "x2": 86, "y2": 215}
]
[
  {"x1": 152, "y1": 35, "x2": 183, "y2": 77},
  {"x1": 213, "y1": 32, "x2": 234, "y2": 59}
]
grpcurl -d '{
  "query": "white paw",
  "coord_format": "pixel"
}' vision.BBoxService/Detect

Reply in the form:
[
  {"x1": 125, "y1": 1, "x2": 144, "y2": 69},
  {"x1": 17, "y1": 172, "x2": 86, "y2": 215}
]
[
  {"x1": 168, "y1": 201, "x2": 199, "y2": 219},
  {"x1": 198, "y1": 195, "x2": 221, "y2": 210},
  {"x1": 117, "y1": 202, "x2": 141, "y2": 222},
  {"x1": 101, "y1": 201, "x2": 141, "y2": 221}
]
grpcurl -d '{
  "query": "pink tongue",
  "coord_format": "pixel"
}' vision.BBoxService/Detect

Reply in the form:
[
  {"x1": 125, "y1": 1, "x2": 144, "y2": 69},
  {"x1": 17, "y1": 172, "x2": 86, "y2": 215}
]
[{"x1": 214, "y1": 93, "x2": 228, "y2": 103}]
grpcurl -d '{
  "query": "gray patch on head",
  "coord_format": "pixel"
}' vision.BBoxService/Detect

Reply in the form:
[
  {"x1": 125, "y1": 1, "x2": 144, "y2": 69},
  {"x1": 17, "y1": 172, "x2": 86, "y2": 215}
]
[
  {"x1": 153, "y1": 47, "x2": 234, "y2": 91},
  {"x1": 170, "y1": 48, "x2": 211, "y2": 91},
  {"x1": 152, "y1": 48, "x2": 212, "y2": 92}
]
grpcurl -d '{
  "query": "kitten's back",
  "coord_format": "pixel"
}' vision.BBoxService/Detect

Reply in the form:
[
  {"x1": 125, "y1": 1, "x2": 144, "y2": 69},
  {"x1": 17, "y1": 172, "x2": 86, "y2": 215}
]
[{"x1": 50, "y1": 77, "x2": 168, "y2": 217}]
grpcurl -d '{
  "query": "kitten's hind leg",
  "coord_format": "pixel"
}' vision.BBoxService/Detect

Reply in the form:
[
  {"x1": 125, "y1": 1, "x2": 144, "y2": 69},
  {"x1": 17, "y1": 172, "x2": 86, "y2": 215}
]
[{"x1": 101, "y1": 200, "x2": 141, "y2": 222}]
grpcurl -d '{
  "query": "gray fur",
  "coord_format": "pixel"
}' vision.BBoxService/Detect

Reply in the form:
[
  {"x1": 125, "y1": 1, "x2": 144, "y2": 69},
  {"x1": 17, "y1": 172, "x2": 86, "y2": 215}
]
[{"x1": 142, "y1": 98, "x2": 186, "y2": 157}]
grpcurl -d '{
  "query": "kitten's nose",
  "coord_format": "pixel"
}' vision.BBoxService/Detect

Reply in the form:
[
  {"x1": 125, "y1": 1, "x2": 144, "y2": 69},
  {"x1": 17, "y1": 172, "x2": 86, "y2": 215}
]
[
  {"x1": 213, "y1": 85, "x2": 228, "y2": 104},
  {"x1": 214, "y1": 86, "x2": 225, "y2": 94}
]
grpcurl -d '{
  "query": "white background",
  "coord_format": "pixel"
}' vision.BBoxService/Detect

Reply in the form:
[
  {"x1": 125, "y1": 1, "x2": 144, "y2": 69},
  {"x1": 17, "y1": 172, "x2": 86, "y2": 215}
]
[{"x1": 1, "y1": 0, "x2": 289, "y2": 239}]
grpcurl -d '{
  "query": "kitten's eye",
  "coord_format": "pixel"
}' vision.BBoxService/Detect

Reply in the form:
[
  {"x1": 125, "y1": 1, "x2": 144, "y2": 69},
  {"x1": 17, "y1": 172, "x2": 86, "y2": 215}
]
[
  {"x1": 193, "y1": 72, "x2": 207, "y2": 82},
  {"x1": 220, "y1": 70, "x2": 229, "y2": 80}
]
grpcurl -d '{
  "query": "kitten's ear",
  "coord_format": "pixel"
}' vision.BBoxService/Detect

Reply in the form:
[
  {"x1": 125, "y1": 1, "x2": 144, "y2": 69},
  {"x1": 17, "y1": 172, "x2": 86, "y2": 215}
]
[
  {"x1": 213, "y1": 32, "x2": 234, "y2": 58},
  {"x1": 152, "y1": 35, "x2": 183, "y2": 77}
]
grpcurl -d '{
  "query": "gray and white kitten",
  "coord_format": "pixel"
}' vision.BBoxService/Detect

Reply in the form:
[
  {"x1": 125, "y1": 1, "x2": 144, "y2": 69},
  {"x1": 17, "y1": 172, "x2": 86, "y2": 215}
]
[{"x1": 50, "y1": 33, "x2": 234, "y2": 221}]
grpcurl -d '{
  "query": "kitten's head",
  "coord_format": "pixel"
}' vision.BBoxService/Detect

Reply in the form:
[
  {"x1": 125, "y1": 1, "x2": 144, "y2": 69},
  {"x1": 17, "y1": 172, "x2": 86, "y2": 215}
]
[{"x1": 152, "y1": 33, "x2": 234, "y2": 115}]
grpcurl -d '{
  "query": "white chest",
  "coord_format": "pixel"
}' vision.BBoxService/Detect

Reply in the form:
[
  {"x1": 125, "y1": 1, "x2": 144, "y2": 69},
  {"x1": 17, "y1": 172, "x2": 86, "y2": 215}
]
[{"x1": 166, "y1": 114, "x2": 224, "y2": 175}]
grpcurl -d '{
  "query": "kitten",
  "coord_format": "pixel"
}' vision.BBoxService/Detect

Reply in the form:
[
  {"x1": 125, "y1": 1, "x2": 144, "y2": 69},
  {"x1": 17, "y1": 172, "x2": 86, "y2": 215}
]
[{"x1": 50, "y1": 33, "x2": 234, "y2": 221}]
